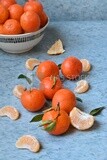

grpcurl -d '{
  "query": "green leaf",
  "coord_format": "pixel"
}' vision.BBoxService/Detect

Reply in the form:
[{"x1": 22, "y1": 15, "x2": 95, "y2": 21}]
[
  {"x1": 44, "y1": 120, "x2": 56, "y2": 132},
  {"x1": 76, "y1": 97, "x2": 83, "y2": 103},
  {"x1": 18, "y1": 74, "x2": 32, "y2": 84},
  {"x1": 90, "y1": 107, "x2": 105, "y2": 116},
  {"x1": 30, "y1": 114, "x2": 44, "y2": 122},
  {"x1": 51, "y1": 76, "x2": 57, "y2": 89},
  {"x1": 39, "y1": 120, "x2": 53, "y2": 127},
  {"x1": 58, "y1": 64, "x2": 62, "y2": 69}
]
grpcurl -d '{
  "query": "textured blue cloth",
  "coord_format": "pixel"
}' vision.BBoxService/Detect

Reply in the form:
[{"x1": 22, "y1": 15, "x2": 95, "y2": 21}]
[{"x1": 0, "y1": 21, "x2": 107, "y2": 160}]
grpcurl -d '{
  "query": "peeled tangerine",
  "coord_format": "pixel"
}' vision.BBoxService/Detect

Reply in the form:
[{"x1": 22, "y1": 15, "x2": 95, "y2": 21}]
[
  {"x1": 0, "y1": 106, "x2": 19, "y2": 120},
  {"x1": 13, "y1": 85, "x2": 25, "y2": 99},
  {"x1": 69, "y1": 107, "x2": 94, "y2": 130},
  {"x1": 74, "y1": 80, "x2": 89, "y2": 94},
  {"x1": 80, "y1": 59, "x2": 91, "y2": 72},
  {"x1": 25, "y1": 58, "x2": 41, "y2": 71},
  {"x1": 16, "y1": 135, "x2": 40, "y2": 153}
]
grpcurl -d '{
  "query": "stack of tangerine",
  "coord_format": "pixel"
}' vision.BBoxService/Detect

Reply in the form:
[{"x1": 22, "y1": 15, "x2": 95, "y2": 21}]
[{"x1": 0, "y1": 0, "x2": 48, "y2": 35}]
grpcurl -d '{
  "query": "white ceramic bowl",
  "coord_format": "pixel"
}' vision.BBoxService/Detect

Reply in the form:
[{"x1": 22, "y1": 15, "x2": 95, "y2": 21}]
[{"x1": 0, "y1": 19, "x2": 49, "y2": 54}]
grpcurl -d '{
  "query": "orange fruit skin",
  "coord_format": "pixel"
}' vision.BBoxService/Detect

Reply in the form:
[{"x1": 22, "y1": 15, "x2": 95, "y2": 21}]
[
  {"x1": 0, "y1": 24, "x2": 4, "y2": 34},
  {"x1": 0, "y1": 4, "x2": 9, "y2": 24},
  {"x1": 52, "y1": 89, "x2": 76, "y2": 114},
  {"x1": 0, "y1": 0, "x2": 16, "y2": 8},
  {"x1": 24, "y1": 0, "x2": 43, "y2": 15},
  {"x1": 42, "y1": 110, "x2": 70, "y2": 135},
  {"x1": 21, "y1": 89, "x2": 46, "y2": 112},
  {"x1": 39, "y1": 11, "x2": 48, "y2": 28},
  {"x1": 3, "y1": 19, "x2": 22, "y2": 35},
  {"x1": 39, "y1": 76, "x2": 62, "y2": 100},
  {"x1": 36, "y1": 60, "x2": 59, "y2": 81},
  {"x1": 8, "y1": 4, "x2": 24, "y2": 21},
  {"x1": 20, "y1": 10, "x2": 40, "y2": 33},
  {"x1": 61, "y1": 56, "x2": 82, "y2": 80}
]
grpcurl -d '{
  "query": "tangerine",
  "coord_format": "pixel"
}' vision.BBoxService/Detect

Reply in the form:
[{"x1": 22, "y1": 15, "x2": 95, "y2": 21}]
[
  {"x1": 20, "y1": 10, "x2": 40, "y2": 33},
  {"x1": 21, "y1": 88, "x2": 45, "y2": 112},
  {"x1": 0, "y1": 4, "x2": 9, "y2": 24},
  {"x1": 24, "y1": 0, "x2": 43, "y2": 15},
  {"x1": 0, "y1": 24, "x2": 4, "y2": 34},
  {"x1": 40, "y1": 76, "x2": 62, "y2": 100},
  {"x1": 0, "y1": 0, "x2": 16, "y2": 8},
  {"x1": 3, "y1": 19, "x2": 22, "y2": 35},
  {"x1": 39, "y1": 11, "x2": 48, "y2": 28},
  {"x1": 8, "y1": 4, "x2": 24, "y2": 21},
  {"x1": 61, "y1": 56, "x2": 82, "y2": 80},
  {"x1": 36, "y1": 60, "x2": 59, "y2": 81},
  {"x1": 52, "y1": 88, "x2": 76, "y2": 114}
]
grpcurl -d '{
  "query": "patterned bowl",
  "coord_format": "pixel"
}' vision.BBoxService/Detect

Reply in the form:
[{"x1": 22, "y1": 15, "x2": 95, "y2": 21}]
[{"x1": 0, "y1": 19, "x2": 49, "y2": 54}]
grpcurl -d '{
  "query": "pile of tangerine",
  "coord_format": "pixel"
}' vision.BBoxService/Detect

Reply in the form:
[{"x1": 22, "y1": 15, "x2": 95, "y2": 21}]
[{"x1": 0, "y1": 0, "x2": 48, "y2": 34}]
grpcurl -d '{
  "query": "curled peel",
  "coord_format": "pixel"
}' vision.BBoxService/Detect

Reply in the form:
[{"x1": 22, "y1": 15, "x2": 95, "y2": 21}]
[
  {"x1": 16, "y1": 135, "x2": 40, "y2": 153},
  {"x1": 25, "y1": 58, "x2": 41, "y2": 70},
  {"x1": 69, "y1": 107, "x2": 94, "y2": 130},
  {"x1": 80, "y1": 59, "x2": 91, "y2": 72},
  {"x1": 0, "y1": 106, "x2": 19, "y2": 120},
  {"x1": 13, "y1": 85, "x2": 25, "y2": 99},
  {"x1": 74, "y1": 80, "x2": 89, "y2": 93},
  {"x1": 47, "y1": 39, "x2": 65, "y2": 55}
]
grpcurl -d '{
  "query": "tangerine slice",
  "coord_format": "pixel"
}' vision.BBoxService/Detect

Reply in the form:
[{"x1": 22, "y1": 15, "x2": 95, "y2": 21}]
[
  {"x1": 69, "y1": 107, "x2": 94, "y2": 130},
  {"x1": 80, "y1": 59, "x2": 91, "y2": 72},
  {"x1": 74, "y1": 80, "x2": 89, "y2": 93},
  {"x1": 25, "y1": 58, "x2": 41, "y2": 70},
  {"x1": 13, "y1": 85, "x2": 25, "y2": 98},
  {"x1": 16, "y1": 135, "x2": 40, "y2": 152},
  {"x1": 0, "y1": 106, "x2": 19, "y2": 120},
  {"x1": 47, "y1": 39, "x2": 65, "y2": 55}
]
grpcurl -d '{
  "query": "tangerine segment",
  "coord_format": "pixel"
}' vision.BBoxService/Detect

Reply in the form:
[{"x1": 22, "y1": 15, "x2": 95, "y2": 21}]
[
  {"x1": 69, "y1": 107, "x2": 94, "y2": 130},
  {"x1": 20, "y1": 10, "x2": 40, "y2": 33},
  {"x1": 25, "y1": 58, "x2": 41, "y2": 71},
  {"x1": 16, "y1": 135, "x2": 40, "y2": 152},
  {"x1": 0, "y1": 4, "x2": 9, "y2": 24},
  {"x1": 0, "y1": 106, "x2": 19, "y2": 120},
  {"x1": 80, "y1": 59, "x2": 91, "y2": 72},
  {"x1": 47, "y1": 39, "x2": 65, "y2": 55},
  {"x1": 3, "y1": 19, "x2": 22, "y2": 35},
  {"x1": 13, "y1": 85, "x2": 25, "y2": 99},
  {"x1": 74, "y1": 80, "x2": 89, "y2": 94}
]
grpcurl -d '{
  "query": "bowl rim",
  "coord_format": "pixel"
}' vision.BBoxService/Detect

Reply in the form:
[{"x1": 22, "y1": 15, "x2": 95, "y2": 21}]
[{"x1": 0, "y1": 17, "x2": 49, "y2": 37}]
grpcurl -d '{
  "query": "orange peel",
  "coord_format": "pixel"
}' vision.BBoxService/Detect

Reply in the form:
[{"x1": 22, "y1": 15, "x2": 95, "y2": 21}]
[
  {"x1": 69, "y1": 107, "x2": 94, "y2": 130},
  {"x1": 13, "y1": 84, "x2": 25, "y2": 98},
  {"x1": 0, "y1": 106, "x2": 20, "y2": 120},
  {"x1": 16, "y1": 135, "x2": 40, "y2": 152},
  {"x1": 25, "y1": 58, "x2": 41, "y2": 70}
]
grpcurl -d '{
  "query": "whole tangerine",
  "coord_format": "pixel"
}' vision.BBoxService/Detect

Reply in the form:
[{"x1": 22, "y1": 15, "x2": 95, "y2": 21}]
[
  {"x1": 21, "y1": 88, "x2": 46, "y2": 112},
  {"x1": 42, "y1": 109, "x2": 70, "y2": 135},
  {"x1": 61, "y1": 56, "x2": 82, "y2": 80},
  {"x1": 39, "y1": 76, "x2": 62, "y2": 100},
  {"x1": 3, "y1": 19, "x2": 22, "y2": 35},
  {"x1": 24, "y1": 0, "x2": 43, "y2": 15},
  {"x1": 36, "y1": 60, "x2": 59, "y2": 81},
  {"x1": 0, "y1": 0, "x2": 16, "y2": 8},
  {"x1": 8, "y1": 4, "x2": 24, "y2": 21},
  {"x1": 39, "y1": 11, "x2": 48, "y2": 28},
  {"x1": 0, "y1": 4, "x2": 9, "y2": 24},
  {"x1": 20, "y1": 10, "x2": 40, "y2": 33},
  {"x1": 52, "y1": 88, "x2": 76, "y2": 114}
]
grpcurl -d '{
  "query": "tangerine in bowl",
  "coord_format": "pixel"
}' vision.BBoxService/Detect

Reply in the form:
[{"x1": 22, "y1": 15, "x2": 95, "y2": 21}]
[{"x1": 0, "y1": 0, "x2": 49, "y2": 53}]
